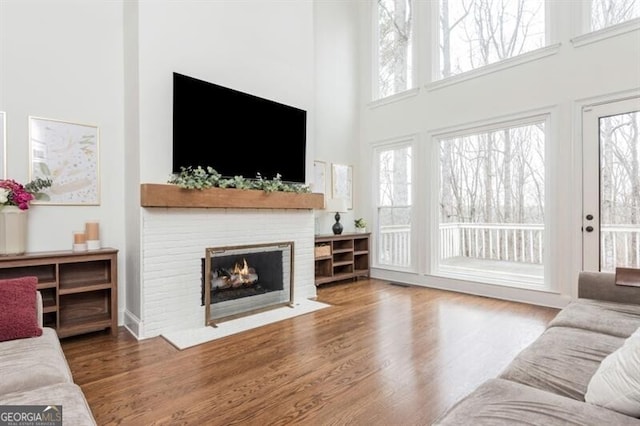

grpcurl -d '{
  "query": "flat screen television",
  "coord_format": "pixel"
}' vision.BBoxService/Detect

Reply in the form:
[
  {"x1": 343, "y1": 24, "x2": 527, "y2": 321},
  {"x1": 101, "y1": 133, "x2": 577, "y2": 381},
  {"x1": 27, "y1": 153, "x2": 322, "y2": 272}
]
[{"x1": 172, "y1": 72, "x2": 307, "y2": 183}]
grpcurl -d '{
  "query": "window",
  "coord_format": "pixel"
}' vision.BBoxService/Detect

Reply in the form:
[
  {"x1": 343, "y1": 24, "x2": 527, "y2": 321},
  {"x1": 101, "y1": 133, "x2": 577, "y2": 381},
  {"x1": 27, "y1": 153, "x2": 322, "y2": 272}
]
[
  {"x1": 599, "y1": 110, "x2": 640, "y2": 270},
  {"x1": 590, "y1": 0, "x2": 640, "y2": 32},
  {"x1": 376, "y1": 144, "x2": 412, "y2": 268},
  {"x1": 436, "y1": 119, "x2": 546, "y2": 287},
  {"x1": 438, "y1": 0, "x2": 546, "y2": 79},
  {"x1": 375, "y1": 0, "x2": 414, "y2": 99}
]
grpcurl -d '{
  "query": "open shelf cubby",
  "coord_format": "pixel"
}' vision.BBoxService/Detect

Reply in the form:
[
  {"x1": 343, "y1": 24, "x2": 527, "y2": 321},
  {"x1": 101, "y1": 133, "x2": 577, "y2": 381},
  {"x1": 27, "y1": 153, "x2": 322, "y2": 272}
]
[
  {"x1": 0, "y1": 248, "x2": 118, "y2": 338},
  {"x1": 314, "y1": 233, "x2": 370, "y2": 286}
]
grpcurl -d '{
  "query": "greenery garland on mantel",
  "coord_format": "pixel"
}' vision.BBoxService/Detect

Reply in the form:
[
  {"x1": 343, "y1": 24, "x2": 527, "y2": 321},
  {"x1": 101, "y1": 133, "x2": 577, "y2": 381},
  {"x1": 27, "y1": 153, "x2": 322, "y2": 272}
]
[{"x1": 168, "y1": 166, "x2": 310, "y2": 193}]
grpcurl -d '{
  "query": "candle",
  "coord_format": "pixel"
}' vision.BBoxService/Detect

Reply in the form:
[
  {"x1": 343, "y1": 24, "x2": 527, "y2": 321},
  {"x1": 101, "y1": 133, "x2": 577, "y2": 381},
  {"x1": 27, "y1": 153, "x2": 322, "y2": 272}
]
[
  {"x1": 72, "y1": 231, "x2": 88, "y2": 252},
  {"x1": 85, "y1": 222, "x2": 99, "y2": 240}
]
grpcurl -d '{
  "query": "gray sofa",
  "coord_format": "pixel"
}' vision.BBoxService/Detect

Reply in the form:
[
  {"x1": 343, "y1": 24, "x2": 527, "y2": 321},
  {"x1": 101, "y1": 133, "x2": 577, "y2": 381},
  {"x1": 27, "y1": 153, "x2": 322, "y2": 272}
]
[
  {"x1": 0, "y1": 292, "x2": 96, "y2": 425},
  {"x1": 434, "y1": 271, "x2": 640, "y2": 425}
]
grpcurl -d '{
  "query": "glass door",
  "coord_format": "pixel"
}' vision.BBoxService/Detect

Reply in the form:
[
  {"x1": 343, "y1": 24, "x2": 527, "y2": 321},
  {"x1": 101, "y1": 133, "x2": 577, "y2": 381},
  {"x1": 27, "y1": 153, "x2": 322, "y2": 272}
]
[{"x1": 583, "y1": 97, "x2": 640, "y2": 271}]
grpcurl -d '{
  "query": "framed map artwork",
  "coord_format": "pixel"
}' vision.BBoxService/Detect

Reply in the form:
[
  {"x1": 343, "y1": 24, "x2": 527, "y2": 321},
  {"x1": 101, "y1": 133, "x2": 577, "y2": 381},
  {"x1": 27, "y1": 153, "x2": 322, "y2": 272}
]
[{"x1": 29, "y1": 116, "x2": 100, "y2": 205}]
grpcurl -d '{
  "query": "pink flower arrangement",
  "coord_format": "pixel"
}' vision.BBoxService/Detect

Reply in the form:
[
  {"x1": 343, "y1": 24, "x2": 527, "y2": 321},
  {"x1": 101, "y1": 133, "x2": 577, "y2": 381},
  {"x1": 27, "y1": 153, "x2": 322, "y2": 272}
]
[{"x1": 0, "y1": 178, "x2": 52, "y2": 210}]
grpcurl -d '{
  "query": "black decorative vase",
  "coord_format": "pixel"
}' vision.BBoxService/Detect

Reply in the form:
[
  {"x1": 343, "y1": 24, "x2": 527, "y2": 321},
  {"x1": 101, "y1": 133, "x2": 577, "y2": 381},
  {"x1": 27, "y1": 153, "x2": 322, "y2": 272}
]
[{"x1": 332, "y1": 212, "x2": 343, "y2": 235}]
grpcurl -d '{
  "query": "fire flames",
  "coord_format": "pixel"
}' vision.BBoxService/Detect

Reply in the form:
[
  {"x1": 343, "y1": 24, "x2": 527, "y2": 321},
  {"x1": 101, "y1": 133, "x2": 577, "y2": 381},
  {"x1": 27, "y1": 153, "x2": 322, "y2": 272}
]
[
  {"x1": 212, "y1": 258, "x2": 258, "y2": 290},
  {"x1": 232, "y1": 259, "x2": 250, "y2": 277}
]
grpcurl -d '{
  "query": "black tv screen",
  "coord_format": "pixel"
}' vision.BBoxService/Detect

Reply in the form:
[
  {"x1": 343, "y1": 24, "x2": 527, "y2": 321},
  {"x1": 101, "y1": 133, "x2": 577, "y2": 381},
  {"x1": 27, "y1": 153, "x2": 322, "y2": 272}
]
[{"x1": 172, "y1": 72, "x2": 307, "y2": 183}]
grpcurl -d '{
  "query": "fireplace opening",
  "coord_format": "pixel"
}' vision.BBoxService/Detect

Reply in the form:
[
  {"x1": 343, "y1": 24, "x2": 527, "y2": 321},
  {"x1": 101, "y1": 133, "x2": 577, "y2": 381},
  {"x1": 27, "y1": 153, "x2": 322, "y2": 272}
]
[
  {"x1": 203, "y1": 242, "x2": 294, "y2": 325},
  {"x1": 210, "y1": 250, "x2": 283, "y2": 303}
]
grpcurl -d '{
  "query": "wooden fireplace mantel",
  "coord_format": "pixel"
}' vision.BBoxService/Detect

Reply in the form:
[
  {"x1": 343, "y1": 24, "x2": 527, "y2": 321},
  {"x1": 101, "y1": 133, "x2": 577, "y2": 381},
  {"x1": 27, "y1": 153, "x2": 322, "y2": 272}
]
[{"x1": 140, "y1": 184, "x2": 324, "y2": 209}]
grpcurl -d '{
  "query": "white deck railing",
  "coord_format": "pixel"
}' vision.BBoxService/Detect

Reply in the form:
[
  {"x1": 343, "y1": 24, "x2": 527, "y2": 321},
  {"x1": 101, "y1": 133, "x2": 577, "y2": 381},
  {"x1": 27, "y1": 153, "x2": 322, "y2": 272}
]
[
  {"x1": 379, "y1": 225, "x2": 411, "y2": 266},
  {"x1": 601, "y1": 225, "x2": 640, "y2": 269},
  {"x1": 440, "y1": 223, "x2": 544, "y2": 264},
  {"x1": 378, "y1": 223, "x2": 640, "y2": 268}
]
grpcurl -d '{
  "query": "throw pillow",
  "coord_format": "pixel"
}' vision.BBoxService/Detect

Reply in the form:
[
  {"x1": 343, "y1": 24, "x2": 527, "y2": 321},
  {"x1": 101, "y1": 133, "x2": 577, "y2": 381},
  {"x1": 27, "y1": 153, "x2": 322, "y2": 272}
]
[
  {"x1": 585, "y1": 336, "x2": 640, "y2": 417},
  {"x1": 0, "y1": 276, "x2": 43, "y2": 342},
  {"x1": 615, "y1": 267, "x2": 640, "y2": 287}
]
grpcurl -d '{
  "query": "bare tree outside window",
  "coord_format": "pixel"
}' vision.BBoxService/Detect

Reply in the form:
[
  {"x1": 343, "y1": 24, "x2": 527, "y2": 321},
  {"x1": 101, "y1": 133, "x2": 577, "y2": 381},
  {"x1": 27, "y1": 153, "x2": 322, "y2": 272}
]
[
  {"x1": 600, "y1": 111, "x2": 640, "y2": 270},
  {"x1": 591, "y1": 0, "x2": 640, "y2": 31},
  {"x1": 377, "y1": 145, "x2": 412, "y2": 266},
  {"x1": 439, "y1": 0, "x2": 545, "y2": 79},
  {"x1": 377, "y1": 0, "x2": 413, "y2": 99},
  {"x1": 438, "y1": 121, "x2": 545, "y2": 280}
]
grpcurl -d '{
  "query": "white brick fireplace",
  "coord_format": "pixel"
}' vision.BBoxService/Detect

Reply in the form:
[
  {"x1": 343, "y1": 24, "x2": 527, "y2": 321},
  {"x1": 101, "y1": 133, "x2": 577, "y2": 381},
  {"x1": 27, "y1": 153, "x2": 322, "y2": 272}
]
[{"x1": 137, "y1": 207, "x2": 317, "y2": 339}]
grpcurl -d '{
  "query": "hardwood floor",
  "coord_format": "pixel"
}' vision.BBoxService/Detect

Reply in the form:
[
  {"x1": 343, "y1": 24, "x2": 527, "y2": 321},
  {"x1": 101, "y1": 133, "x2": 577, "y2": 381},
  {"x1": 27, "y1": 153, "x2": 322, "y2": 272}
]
[{"x1": 61, "y1": 279, "x2": 559, "y2": 425}]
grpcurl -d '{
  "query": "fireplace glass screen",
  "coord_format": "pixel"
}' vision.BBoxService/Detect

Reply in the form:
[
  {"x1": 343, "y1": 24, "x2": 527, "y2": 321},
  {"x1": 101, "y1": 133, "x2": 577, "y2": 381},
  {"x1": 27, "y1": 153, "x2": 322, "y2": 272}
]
[{"x1": 204, "y1": 242, "x2": 293, "y2": 324}]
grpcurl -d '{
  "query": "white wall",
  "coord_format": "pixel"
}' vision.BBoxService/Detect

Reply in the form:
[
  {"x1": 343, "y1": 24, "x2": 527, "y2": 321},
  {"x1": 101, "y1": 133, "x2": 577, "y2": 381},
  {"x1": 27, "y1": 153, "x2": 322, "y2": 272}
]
[
  {"x1": 135, "y1": 0, "x2": 315, "y2": 183},
  {"x1": 0, "y1": 0, "x2": 127, "y2": 320},
  {"x1": 123, "y1": 0, "x2": 142, "y2": 325},
  {"x1": 358, "y1": 2, "x2": 640, "y2": 307},
  {"x1": 313, "y1": 0, "x2": 361, "y2": 235}
]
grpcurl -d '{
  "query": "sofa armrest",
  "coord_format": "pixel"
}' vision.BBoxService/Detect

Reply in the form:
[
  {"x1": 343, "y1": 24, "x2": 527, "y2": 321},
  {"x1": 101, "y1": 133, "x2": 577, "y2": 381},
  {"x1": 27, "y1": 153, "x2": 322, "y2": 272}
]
[
  {"x1": 36, "y1": 291, "x2": 43, "y2": 328},
  {"x1": 578, "y1": 271, "x2": 640, "y2": 305}
]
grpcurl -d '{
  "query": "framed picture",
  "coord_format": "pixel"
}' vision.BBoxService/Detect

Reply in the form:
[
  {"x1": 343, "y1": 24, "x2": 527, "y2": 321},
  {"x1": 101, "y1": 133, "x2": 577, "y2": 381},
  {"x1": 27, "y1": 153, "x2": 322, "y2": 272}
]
[
  {"x1": 313, "y1": 160, "x2": 327, "y2": 207},
  {"x1": 331, "y1": 163, "x2": 353, "y2": 209},
  {"x1": 0, "y1": 112, "x2": 5, "y2": 178},
  {"x1": 29, "y1": 116, "x2": 100, "y2": 205}
]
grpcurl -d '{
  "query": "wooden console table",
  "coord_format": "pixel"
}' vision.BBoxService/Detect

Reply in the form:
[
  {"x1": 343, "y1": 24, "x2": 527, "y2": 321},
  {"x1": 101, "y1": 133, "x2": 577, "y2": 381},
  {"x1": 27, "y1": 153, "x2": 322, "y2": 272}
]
[
  {"x1": 314, "y1": 233, "x2": 370, "y2": 286},
  {"x1": 0, "y1": 248, "x2": 118, "y2": 338}
]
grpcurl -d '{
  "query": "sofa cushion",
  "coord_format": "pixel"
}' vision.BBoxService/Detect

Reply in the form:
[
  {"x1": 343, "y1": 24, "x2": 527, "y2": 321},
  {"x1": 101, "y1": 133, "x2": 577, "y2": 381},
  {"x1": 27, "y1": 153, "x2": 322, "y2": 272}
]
[
  {"x1": 433, "y1": 378, "x2": 640, "y2": 425},
  {"x1": 0, "y1": 383, "x2": 96, "y2": 426},
  {"x1": 548, "y1": 299, "x2": 640, "y2": 338},
  {"x1": 585, "y1": 334, "x2": 640, "y2": 417},
  {"x1": 0, "y1": 327, "x2": 73, "y2": 395},
  {"x1": 0, "y1": 276, "x2": 43, "y2": 342},
  {"x1": 499, "y1": 326, "x2": 625, "y2": 401}
]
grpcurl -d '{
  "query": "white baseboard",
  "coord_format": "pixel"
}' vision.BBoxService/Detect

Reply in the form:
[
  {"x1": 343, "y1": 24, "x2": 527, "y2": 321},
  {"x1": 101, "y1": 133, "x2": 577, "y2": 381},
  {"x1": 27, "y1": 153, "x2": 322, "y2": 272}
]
[{"x1": 123, "y1": 310, "x2": 142, "y2": 339}]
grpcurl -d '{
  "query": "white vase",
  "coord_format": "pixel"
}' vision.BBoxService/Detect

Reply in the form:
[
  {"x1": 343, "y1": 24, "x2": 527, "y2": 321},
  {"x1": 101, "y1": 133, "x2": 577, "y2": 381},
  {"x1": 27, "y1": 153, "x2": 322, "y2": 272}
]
[
  {"x1": 355, "y1": 227, "x2": 367, "y2": 234},
  {"x1": 0, "y1": 206, "x2": 27, "y2": 255}
]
